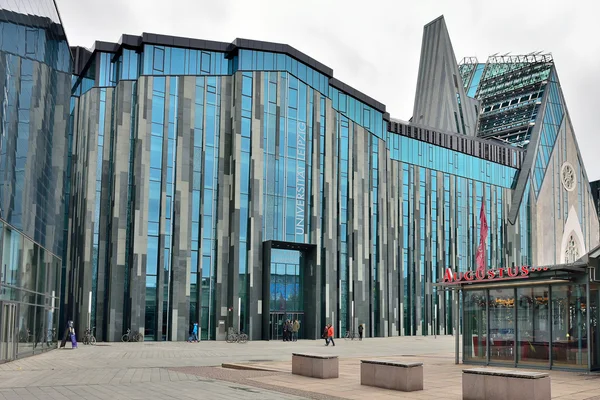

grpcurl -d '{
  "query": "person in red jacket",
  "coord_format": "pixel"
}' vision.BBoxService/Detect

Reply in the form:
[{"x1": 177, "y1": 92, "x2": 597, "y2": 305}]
[{"x1": 326, "y1": 324, "x2": 335, "y2": 346}]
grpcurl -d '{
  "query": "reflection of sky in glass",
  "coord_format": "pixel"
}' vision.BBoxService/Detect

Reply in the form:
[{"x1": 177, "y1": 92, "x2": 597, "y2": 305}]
[
  {"x1": 270, "y1": 249, "x2": 302, "y2": 312},
  {"x1": 0, "y1": 0, "x2": 62, "y2": 24}
]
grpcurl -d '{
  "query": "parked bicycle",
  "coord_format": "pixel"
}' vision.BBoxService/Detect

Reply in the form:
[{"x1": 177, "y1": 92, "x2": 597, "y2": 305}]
[
  {"x1": 44, "y1": 328, "x2": 57, "y2": 347},
  {"x1": 19, "y1": 329, "x2": 32, "y2": 343},
  {"x1": 122, "y1": 328, "x2": 143, "y2": 342},
  {"x1": 344, "y1": 330, "x2": 358, "y2": 340},
  {"x1": 82, "y1": 327, "x2": 97, "y2": 345},
  {"x1": 226, "y1": 328, "x2": 248, "y2": 344}
]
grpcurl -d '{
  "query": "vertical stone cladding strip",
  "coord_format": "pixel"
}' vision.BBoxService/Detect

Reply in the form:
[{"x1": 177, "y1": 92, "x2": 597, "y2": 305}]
[
  {"x1": 227, "y1": 72, "x2": 242, "y2": 335},
  {"x1": 413, "y1": 167, "x2": 421, "y2": 335},
  {"x1": 170, "y1": 76, "x2": 194, "y2": 341},
  {"x1": 384, "y1": 145, "x2": 397, "y2": 336},
  {"x1": 96, "y1": 86, "x2": 115, "y2": 340},
  {"x1": 344, "y1": 121, "x2": 353, "y2": 334},
  {"x1": 131, "y1": 76, "x2": 152, "y2": 334},
  {"x1": 349, "y1": 125, "x2": 358, "y2": 333},
  {"x1": 105, "y1": 81, "x2": 134, "y2": 341},
  {"x1": 323, "y1": 98, "x2": 337, "y2": 327},
  {"x1": 436, "y1": 171, "x2": 444, "y2": 334},
  {"x1": 363, "y1": 128, "x2": 370, "y2": 333},
  {"x1": 378, "y1": 136, "x2": 387, "y2": 336},
  {"x1": 78, "y1": 89, "x2": 100, "y2": 337},
  {"x1": 392, "y1": 162, "x2": 400, "y2": 336},
  {"x1": 249, "y1": 72, "x2": 265, "y2": 340},
  {"x1": 348, "y1": 124, "x2": 356, "y2": 333},
  {"x1": 398, "y1": 163, "x2": 404, "y2": 336},
  {"x1": 155, "y1": 77, "x2": 170, "y2": 340},
  {"x1": 188, "y1": 77, "x2": 200, "y2": 334},
  {"x1": 308, "y1": 90, "x2": 322, "y2": 339},
  {"x1": 215, "y1": 76, "x2": 232, "y2": 340},
  {"x1": 424, "y1": 169, "x2": 431, "y2": 335}
]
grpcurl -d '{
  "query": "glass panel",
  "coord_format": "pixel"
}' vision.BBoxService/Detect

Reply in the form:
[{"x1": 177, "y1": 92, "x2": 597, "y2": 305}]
[
  {"x1": 517, "y1": 286, "x2": 550, "y2": 365},
  {"x1": 144, "y1": 276, "x2": 157, "y2": 340},
  {"x1": 489, "y1": 288, "x2": 515, "y2": 363},
  {"x1": 551, "y1": 284, "x2": 588, "y2": 368},
  {"x1": 17, "y1": 302, "x2": 34, "y2": 358},
  {"x1": 590, "y1": 285, "x2": 599, "y2": 369},
  {"x1": 463, "y1": 290, "x2": 487, "y2": 362}
]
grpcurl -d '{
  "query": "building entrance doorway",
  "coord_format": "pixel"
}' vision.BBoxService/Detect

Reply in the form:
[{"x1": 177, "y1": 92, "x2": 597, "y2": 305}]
[
  {"x1": 268, "y1": 248, "x2": 303, "y2": 340},
  {"x1": 269, "y1": 312, "x2": 304, "y2": 340},
  {"x1": 0, "y1": 302, "x2": 17, "y2": 363},
  {"x1": 262, "y1": 241, "x2": 316, "y2": 340}
]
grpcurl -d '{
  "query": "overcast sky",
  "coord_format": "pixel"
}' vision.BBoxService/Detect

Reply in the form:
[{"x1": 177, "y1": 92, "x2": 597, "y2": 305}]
[{"x1": 56, "y1": 0, "x2": 600, "y2": 180}]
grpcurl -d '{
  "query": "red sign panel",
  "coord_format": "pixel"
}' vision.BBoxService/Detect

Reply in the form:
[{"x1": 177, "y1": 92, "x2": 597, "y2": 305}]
[{"x1": 441, "y1": 266, "x2": 549, "y2": 284}]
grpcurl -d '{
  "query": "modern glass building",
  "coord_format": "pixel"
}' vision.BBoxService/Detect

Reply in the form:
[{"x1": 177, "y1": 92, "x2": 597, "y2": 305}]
[
  {"x1": 64, "y1": 33, "x2": 531, "y2": 343},
  {"x1": 51, "y1": 11, "x2": 599, "y2": 371},
  {"x1": 0, "y1": 0, "x2": 72, "y2": 362}
]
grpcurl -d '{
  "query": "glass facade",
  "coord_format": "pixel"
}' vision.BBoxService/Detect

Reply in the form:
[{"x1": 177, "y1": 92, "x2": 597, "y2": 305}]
[
  {"x1": 459, "y1": 54, "x2": 553, "y2": 148},
  {"x1": 61, "y1": 21, "x2": 598, "y2": 348},
  {"x1": 65, "y1": 34, "x2": 536, "y2": 343},
  {"x1": 0, "y1": 1, "x2": 70, "y2": 362},
  {"x1": 532, "y1": 71, "x2": 564, "y2": 197},
  {"x1": 463, "y1": 283, "x2": 591, "y2": 369},
  {"x1": 0, "y1": 220, "x2": 61, "y2": 359}
]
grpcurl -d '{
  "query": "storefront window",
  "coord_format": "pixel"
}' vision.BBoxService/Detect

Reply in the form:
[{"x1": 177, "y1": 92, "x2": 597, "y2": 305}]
[
  {"x1": 488, "y1": 288, "x2": 515, "y2": 363},
  {"x1": 464, "y1": 290, "x2": 487, "y2": 362},
  {"x1": 551, "y1": 284, "x2": 587, "y2": 368},
  {"x1": 517, "y1": 286, "x2": 549, "y2": 365},
  {"x1": 590, "y1": 285, "x2": 599, "y2": 370}
]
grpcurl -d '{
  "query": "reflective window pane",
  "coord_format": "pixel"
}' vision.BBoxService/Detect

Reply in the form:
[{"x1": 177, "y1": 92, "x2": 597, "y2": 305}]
[{"x1": 517, "y1": 286, "x2": 550, "y2": 365}]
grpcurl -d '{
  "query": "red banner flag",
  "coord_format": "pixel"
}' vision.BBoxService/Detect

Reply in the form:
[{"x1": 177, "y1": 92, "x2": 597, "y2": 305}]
[{"x1": 476, "y1": 201, "x2": 488, "y2": 272}]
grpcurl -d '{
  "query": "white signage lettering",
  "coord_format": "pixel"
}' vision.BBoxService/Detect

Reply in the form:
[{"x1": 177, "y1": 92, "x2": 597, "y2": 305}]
[{"x1": 295, "y1": 122, "x2": 306, "y2": 235}]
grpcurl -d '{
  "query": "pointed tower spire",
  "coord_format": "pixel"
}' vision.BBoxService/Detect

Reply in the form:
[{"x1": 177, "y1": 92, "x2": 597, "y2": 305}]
[{"x1": 412, "y1": 16, "x2": 479, "y2": 136}]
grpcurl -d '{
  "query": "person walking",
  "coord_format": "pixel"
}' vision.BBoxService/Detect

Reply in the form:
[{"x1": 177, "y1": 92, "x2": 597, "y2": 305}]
[
  {"x1": 68, "y1": 321, "x2": 77, "y2": 349},
  {"x1": 358, "y1": 323, "x2": 364, "y2": 341},
  {"x1": 292, "y1": 319, "x2": 300, "y2": 342},
  {"x1": 322, "y1": 325, "x2": 329, "y2": 345},
  {"x1": 327, "y1": 323, "x2": 335, "y2": 346},
  {"x1": 283, "y1": 320, "x2": 290, "y2": 342},
  {"x1": 192, "y1": 322, "x2": 199, "y2": 342}
]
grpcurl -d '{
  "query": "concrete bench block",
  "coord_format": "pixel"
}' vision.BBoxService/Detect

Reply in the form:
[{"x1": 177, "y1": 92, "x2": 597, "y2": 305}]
[
  {"x1": 462, "y1": 368, "x2": 550, "y2": 400},
  {"x1": 292, "y1": 353, "x2": 338, "y2": 379},
  {"x1": 360, "y1": 360, "x2": 423, "y2": 392}
]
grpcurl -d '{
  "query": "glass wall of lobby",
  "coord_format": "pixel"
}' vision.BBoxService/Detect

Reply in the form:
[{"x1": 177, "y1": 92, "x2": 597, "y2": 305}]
[
  {"x1": 269, "y1": 248, "x2": 303, "y2": 340},
  {"x1": 463, "y1": 283, "x2": 600, "y2": 370},
  {"x1": 0, "y1": 220, "x2": 62, "y2": 362}
]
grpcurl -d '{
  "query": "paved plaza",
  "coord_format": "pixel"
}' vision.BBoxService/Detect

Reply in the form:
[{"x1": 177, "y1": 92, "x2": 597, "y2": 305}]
[{"x1": 0, "y1": 336, "x2": 599, "y2": 399}]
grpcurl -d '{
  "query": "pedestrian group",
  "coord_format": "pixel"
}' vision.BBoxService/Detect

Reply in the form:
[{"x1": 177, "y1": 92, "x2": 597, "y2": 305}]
[{"x1": 282, "y1": 319, "x2": 300, "y2": 341}]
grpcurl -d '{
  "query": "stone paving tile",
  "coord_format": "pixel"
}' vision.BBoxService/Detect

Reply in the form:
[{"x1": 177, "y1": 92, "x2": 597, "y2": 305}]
[
  {"x1": 3, "y1": 336, "x2": 600, "y2": 399},
  {"x1": 170, "y1": 366, "x2": 344, "y2": 400}
]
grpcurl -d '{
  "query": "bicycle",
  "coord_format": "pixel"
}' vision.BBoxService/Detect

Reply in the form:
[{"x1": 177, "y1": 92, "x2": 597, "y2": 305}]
[
  {"x1": 226, "y1": 328, "x2": 248, "y2": 344},
  {"x1": 122, "y1": 328, "x2": 144, "y2": 342},
  {"x1": 344, "y1": 330, "x2": 357, "y2": 340},
  {"x1": 19, "y1": 329, "x2": 32, "y2": 343},
  {"x1": 82, "y1": 327, "x2": 97, "y2": 345}
]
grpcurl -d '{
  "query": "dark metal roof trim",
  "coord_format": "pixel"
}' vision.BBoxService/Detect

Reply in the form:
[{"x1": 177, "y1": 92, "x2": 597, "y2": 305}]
[
  {"x1": 330, "y1": 77, "x2": 386, "y2": 113},
  {"x1": 76, "y1": 33, "x2": 387, "y2": 114}
]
